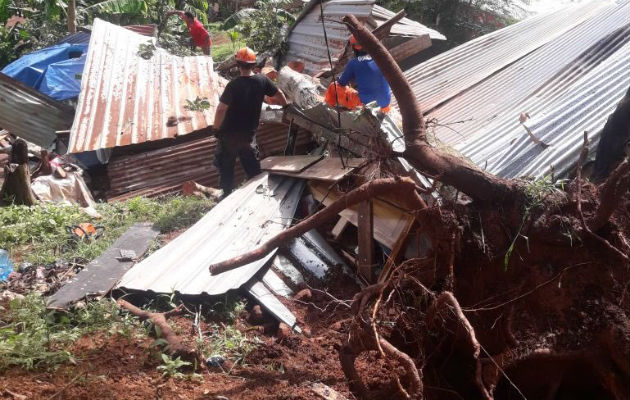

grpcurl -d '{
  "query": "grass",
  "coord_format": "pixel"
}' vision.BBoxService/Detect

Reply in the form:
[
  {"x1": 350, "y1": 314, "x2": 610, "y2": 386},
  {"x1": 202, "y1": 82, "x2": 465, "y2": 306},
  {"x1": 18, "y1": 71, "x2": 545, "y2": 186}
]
[
  {"x1": 0, "y1": 195, "x2": 215, "y2": 265},
  {"x1": 0, "y1": 294, "x2": 139, "y2": 371}
]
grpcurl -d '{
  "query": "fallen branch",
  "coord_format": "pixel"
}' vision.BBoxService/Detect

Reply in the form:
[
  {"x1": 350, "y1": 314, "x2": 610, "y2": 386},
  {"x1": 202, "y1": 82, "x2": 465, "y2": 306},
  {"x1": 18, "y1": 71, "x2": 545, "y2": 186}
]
[
  {"x1": 209, "y1": 177, "x2": 426, "y2": 275},
  {"x1": 117, "y1": 300, "x2": 200, "y2": 364}
]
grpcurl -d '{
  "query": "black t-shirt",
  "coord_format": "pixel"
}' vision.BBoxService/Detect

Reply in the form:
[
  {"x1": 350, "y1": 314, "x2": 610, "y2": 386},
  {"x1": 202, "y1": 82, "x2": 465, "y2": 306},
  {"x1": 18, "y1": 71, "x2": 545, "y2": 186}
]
[{"x1": 218, "y1": 74, "x2": 278, "y2": 136}]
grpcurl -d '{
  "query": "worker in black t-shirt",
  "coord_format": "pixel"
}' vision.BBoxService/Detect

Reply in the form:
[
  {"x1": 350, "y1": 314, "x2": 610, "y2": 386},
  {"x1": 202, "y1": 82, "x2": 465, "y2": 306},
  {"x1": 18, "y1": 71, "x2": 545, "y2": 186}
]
[{"x1": 213, "y1": 47, "x2": 288, "y2": 197}]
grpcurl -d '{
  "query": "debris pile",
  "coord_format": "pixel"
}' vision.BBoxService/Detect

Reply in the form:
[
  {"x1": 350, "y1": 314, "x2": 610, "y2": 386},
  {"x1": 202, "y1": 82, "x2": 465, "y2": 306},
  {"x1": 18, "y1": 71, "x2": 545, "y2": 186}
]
[{"x1": 0, "y1": 1, "x2": 628, "y2": 399}]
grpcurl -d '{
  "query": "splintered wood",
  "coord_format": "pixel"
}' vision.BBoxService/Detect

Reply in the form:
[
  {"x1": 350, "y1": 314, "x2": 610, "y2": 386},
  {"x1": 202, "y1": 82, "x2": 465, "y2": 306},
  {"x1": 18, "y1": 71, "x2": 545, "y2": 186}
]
[{"x1": 309, "y1": 180, "x2": 415, "y2": 249}]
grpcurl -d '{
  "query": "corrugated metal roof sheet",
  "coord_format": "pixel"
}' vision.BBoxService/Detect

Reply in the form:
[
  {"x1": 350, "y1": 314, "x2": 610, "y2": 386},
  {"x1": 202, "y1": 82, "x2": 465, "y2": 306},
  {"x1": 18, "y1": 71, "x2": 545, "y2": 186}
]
[
  {"x1": 117, "y1": 173, "x2": 305, "y2": 295},
  {"x1": 399, "y1": 0, "x2": 630, "y2": 179},
  {"x1": 0, "y1": 73, "x2": 74, "y2": 147},
  {"x1": 283, "y1": 0, "x2": 444, "y2": 75},
  {"x1": 394, "y1": 0, "x2": 609, "y2": 114},
  {"x1": 68, "y1": 18, "x2": 226, "y2": 154},
  {"x1": 105, "y1": 122, "x2": 313, "y2": 201}
]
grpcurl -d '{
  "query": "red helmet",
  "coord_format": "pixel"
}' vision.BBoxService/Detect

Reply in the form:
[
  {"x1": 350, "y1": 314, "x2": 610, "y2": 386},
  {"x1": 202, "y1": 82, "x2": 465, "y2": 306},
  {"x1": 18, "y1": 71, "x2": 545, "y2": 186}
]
[
  {"x1": 235, "y1": 47, "x2": 256, "y2": 64},
  {"x1": 349, "y1": 35, "x2": 362, "y2": 50}
]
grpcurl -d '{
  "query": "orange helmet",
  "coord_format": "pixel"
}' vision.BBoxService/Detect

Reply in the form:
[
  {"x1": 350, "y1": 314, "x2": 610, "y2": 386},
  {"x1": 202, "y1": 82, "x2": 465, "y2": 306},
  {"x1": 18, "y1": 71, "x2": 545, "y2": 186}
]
[
  {"x1": 349, "y1": 35, "x2": 362, "y2": 50},
  {"x1": 235, "y1": 47, "x2": 257, "y2": 64}
]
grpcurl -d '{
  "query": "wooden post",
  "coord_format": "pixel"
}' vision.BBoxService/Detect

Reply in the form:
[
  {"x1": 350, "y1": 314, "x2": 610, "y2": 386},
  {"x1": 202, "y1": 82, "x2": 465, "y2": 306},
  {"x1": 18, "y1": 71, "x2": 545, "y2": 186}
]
[{"x1": 357, "y1": 200, "x2": 374, "y2": 282}]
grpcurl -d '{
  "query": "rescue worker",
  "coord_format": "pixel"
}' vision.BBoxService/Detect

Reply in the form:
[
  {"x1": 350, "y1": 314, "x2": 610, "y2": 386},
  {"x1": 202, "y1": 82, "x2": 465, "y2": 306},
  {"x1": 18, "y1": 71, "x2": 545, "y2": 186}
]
[
  {"x1": 166, "y1": 10, "x2": 212, "y2": 55},
  {"x1": 325, "y1": 35, "x2": 391, "y2": 112},
  {"x1": 213, "y1": 47, "x2": 288, "y2": 197}
]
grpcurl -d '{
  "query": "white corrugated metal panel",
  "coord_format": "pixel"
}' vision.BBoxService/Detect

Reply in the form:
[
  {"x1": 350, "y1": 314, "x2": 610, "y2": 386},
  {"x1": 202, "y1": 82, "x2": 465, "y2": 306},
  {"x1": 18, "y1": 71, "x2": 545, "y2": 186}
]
[
  {"x1": 394, "y1": 0, "x2": 610, "y2": 114},
  {"x1": 284, "y1": 0, "x2": 444, "y2": 75},
  {"x1": 426, "y1": 1, "x2": 630, "y2": 146},
  {"x1": 117, "y1": 174, "x2": 305, "y2": 295},
  {"x1": 69, "y1": 18, "x2": 226, "y2": 153},
  {"x1": 0, "y1": 73, "x2": 74, "y2": 148},
  {"x1": 458, "y1": 34, "x2": 630, "y2": 179}
]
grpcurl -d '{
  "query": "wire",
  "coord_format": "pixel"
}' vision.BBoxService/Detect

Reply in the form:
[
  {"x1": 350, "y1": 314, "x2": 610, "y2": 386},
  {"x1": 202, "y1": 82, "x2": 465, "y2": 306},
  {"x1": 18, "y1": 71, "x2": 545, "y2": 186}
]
[{"x1": 318, "y1": 0, "x2": 347, "y2": 169}]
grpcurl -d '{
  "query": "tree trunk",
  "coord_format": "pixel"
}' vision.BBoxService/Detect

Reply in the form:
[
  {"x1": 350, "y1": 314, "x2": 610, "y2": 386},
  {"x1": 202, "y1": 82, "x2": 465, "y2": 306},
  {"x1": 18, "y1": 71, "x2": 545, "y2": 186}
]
[
  {"x1": 591, "y1": 86, "x2": 630, "y2": 183},
  {"x1": 0, "y1": 138, "x2": 36, "y2": 206},
  {"x1": 276, "y1": 66, "x2": 323, "y2": 109},
  {"x1": 67, "y1": 0, "x2": 77, "y2": 34}
]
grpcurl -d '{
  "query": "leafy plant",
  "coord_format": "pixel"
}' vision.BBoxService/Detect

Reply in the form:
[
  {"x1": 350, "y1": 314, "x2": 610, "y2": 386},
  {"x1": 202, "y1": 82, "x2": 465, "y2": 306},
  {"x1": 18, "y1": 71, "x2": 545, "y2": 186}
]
[
  {"x1": 156, "y1": 353, "x2": 191, "y2": 379},
  {"x1": 137, "y1": 40, "x2": 156, "y2": 59},
  {"x1": 183, "y1": 96, "x2": 211, "y2": 112},
  {"x1": 231, "y1": 0, "x2": 296, "y2": 56},
  {"x1": 208, "y1": 324, "x2": 259, "y2": 366}
]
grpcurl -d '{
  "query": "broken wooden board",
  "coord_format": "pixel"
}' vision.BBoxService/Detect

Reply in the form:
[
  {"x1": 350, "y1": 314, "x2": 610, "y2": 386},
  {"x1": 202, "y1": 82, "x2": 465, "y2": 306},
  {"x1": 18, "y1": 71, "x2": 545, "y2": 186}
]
[
  {"x1": 47, "y1": 223, "x2": 159, "y2": 309},
  {"x1": 118, "y1": 174, "x2": 304, "y2": 295},
  {"x1": 309, "y1": 181, "x2": 415, "y2": 249},
  {"x1": 269, "y1": 157, "x2": 365, "y2": 182},
  {"x1": 245, "y1": 279, "x2": 301, "y2": 333},
  {"x1": 260, "y1": 155, "x2": 323, "y2": 173}
]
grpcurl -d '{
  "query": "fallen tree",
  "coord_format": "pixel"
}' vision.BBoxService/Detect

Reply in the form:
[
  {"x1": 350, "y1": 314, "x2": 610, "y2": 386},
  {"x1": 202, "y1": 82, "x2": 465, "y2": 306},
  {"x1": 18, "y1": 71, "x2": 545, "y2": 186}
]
[{"x1": 209, "y1": 14, "x2": 629, "y2": 400}]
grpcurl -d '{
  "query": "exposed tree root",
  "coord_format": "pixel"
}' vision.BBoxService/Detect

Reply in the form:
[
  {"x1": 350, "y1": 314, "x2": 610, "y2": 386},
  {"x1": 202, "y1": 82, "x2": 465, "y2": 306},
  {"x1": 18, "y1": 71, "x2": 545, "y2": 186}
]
[{"x1": 117, "y1": 300, "x2": 200, "y2": 365}]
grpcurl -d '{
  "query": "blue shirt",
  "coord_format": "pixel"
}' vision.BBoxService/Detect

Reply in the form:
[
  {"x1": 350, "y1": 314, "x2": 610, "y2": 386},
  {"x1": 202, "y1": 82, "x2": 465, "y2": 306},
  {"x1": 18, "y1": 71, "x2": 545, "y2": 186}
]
[{"x1": 338, "y1": 56, "x2": 391, "y2": 108}]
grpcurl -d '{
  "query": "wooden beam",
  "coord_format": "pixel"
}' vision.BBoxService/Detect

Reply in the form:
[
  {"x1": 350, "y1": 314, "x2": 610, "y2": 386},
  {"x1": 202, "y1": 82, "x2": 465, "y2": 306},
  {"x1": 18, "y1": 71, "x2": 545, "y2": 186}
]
[
  {"x1": 331, "y1": 217, "x2": 350, "y2": 240},
  {"x1": 357, "y1": 200, "x2": 374, "y2": 282}
]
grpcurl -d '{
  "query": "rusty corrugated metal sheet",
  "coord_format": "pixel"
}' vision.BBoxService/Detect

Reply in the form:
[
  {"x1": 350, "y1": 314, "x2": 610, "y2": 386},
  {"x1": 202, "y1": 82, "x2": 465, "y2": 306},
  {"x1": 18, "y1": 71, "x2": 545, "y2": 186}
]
[
  {"x1": 0, "y1": 73, "x2": 74, "y2": 148},
  {"x1": 106, "y1": 122, "x2": 313, "y2": 201},
  {"x1": 69, "y1": 18, "x2": 226, "y2": 154},
  {"x1": 282, "y1": 0, "x2": 444, "y2": 75}
]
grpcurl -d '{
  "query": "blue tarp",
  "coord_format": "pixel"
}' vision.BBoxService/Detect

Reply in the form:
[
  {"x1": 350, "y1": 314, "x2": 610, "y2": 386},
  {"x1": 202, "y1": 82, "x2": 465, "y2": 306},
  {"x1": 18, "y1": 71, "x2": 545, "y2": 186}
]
[{"x1": 1, "y1": 43, "x2": 88, "y2": 100}]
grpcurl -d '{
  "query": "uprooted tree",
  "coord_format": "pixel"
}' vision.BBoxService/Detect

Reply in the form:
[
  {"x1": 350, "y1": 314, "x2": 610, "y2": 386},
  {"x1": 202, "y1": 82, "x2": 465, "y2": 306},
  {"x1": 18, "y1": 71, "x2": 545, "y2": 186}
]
[{"x1": 210, "y1": 15, "x2": 629, "y2": 400}]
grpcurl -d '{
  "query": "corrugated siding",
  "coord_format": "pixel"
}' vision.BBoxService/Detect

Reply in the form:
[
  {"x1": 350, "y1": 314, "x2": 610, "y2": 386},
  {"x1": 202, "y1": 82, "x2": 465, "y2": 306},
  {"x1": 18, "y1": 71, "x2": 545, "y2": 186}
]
[
  {"x1": 106, "y1": 122, "x2": 313, "y2": 201},
  {"x1": 0, "y1": 73, "x2": 74, "y2": 148},
  {"x1": 69, "y1": 18, "x2": 226, "y2": 153},
  {"x1": 396, "y1": 0, "x2": 630, "y2": 179},
  {"x1": 395, "y1": 1, "x2": 609, "y2": 114},
  {"x1": 117, "y1": 173, "x2": 305, "y2": 295},
  {"x1": 283, "y1": 0, "x2": 443, "y2": 75}
]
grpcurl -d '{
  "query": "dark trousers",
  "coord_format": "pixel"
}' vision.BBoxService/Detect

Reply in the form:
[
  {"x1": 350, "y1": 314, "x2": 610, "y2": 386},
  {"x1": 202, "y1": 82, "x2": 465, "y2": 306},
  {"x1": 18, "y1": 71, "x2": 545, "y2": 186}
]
[{"x1": 213, "y1": 134, "x2": 261, "y2": 195}]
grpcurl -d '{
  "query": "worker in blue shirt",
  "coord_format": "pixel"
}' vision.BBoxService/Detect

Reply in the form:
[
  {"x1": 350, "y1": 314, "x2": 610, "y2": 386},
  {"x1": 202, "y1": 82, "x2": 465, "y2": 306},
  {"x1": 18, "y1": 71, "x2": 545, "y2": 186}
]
[{"x1": 325, "y1": 35, "x2": 391, "y2": 113}]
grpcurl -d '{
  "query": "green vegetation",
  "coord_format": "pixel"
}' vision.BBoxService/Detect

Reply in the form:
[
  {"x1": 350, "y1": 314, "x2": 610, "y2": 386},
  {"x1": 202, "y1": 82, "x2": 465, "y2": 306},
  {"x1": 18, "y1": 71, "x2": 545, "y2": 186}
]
[
  {"x1": 0, "y1": 195, "x2": 215, "y2": 265},
  {"x1": 208, "y1": 324, "x2": 259, "y2": 366},
  {"x1": 0, "y1": 294, "x2": 138, "y2": 371},
  {"x1": 156, "y1": 353, "x2": 198, "y2": 379}
]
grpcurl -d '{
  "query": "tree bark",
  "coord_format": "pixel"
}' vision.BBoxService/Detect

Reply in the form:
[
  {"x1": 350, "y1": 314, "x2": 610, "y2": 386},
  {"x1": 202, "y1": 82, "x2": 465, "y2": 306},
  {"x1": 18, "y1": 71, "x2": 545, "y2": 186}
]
[
  {"x1": 0, "y1": 139, "x2": 36, "y2": 206},
  {"x1": 67, "y1": 0, "x2": 77, "y2": 34},
  {"x1": 276, "y1": 66, "x2": 323, "y2": 109},
  {"x1": 341, "y1": 15, "x2": 523, "y2": 205},
  {"x1": 117, "y1": 300, "x2": 199, "y2": 364},
  {"x1": 592, "y1": 86, "x2": 630, "y2": 183}
]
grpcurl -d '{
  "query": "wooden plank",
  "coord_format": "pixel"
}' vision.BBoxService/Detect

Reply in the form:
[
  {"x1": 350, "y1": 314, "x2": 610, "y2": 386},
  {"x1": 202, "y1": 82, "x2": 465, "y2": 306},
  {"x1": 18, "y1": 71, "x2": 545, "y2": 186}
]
[
  {"x1": 269, "y1": 157, "x2": 365, "y2": 182},
  {"x1": 260, "y1": 155, "x2": 323, "y2": 173},
  {"x1": 389, "y1": 34, "x2": 432, "y2": 63},
  {"x1": 331, "y1": 217, "x2": 350, "y2": 240},
  {"x1": 309, "y1": 181, "x2": 414, "y2": 249},
  {"x1": 47, "y1": 223, "x2": 159, "y2": 309},
  {"x1": 357, "y1": 200, "x2": 375, "y2": 282}
]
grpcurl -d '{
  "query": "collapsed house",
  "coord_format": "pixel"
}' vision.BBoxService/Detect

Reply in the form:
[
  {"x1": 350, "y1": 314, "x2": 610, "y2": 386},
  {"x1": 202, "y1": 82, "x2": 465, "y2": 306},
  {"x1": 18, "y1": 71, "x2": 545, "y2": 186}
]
[{"x1": 2, "y1": 1, "x2": 628, "y2": 343}]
